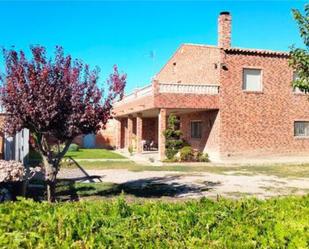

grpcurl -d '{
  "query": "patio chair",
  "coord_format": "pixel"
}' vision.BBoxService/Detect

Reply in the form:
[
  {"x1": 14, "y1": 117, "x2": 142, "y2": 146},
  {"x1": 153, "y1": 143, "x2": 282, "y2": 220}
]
[
  {"x1": 143, "y1": 140, "x2": 151, "y2": 151},
  {"x1": 149, "y1": 140, "x2": 155, "y2": 151}
]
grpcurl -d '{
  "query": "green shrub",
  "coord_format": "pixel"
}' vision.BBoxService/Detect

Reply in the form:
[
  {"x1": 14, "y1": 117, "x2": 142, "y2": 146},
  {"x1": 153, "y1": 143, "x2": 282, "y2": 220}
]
[
  {"x1": 68, "y1": 143, "x2": 79, "y2": 152},
  {"x1": 178, "y1": 147, "x2": 209, "y2": 162},
  {"x1": 165, "y1": 139, "x2": 183, "y2": 159},
  {"x1": 182, "y1": 139, "x2": 190, "y2": 147},
  {"x1": 0, "y1": 196, "x2": 308, "y2": 248},
  {"x1": 128, "y1": 145, "x2": 134, "y2": 156},
  {"x1": 180, "y1": 146, "x2": 194, "y2": 161},
  {"x1": 163, "y1": 114, "x2": 184, "y2": 159},
  {"x1": 198, "y1": 152, "x2": 209, "y2": 162}
]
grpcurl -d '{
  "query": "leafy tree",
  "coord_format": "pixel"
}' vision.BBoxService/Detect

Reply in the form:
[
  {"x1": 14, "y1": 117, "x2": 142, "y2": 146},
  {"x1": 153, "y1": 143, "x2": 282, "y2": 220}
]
[
  {"x1": 0, "y1": 46, "x2": 126, "y2": 202},
  {"x1": 163, "y1": 114, "x2": 184, "y2": 159},
  {"x1": 290, "y1": 4, "x2": 309, "y2": 92}
]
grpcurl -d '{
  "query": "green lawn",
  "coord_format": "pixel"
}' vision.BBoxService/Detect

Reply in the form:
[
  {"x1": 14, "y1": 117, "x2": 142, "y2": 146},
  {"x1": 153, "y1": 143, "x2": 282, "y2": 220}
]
[
  {"x1": 65, "y1": 149, "x2": 125, "y2": 159},
  {"x1": 1, "y1": 195, "x2": 308, "y2": 248},
  {"x1": 61, "y1": 160, "x2": 309, "y2": 178}
]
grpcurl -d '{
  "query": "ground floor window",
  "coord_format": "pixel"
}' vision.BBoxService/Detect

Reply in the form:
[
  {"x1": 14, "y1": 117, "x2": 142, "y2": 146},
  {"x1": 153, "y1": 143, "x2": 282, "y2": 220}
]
[
  {"x1": 294, "y1": 121, "x2": 309, "y2": 137},
  {"x1": 191, "y1": 121, "x2": 202, "y2": 139}
]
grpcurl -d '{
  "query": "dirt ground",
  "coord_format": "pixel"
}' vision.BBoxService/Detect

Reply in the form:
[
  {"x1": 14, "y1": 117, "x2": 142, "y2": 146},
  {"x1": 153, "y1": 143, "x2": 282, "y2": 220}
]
[{"x1": 58, "y1": 168, "x2": 309, "y2": 199}]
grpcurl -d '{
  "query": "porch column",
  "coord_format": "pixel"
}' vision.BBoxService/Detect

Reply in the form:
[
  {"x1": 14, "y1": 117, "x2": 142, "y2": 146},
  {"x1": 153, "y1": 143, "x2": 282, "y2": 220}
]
[
  {"x1": 158, "y1": 108, "x2": 167, "y2": 161},
  {"x1": 136, "y1": 113, "x2": 143, "y2": 153},
  {"x1": 126, "y1": 115, "x2": 133, "y2": 148},
  {"x1": 115, "y1": 118, "x2": 121, "y2": 149}
]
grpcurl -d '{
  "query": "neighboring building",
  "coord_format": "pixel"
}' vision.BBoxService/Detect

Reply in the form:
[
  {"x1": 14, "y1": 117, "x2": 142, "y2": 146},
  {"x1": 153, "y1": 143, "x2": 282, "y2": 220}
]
[
  {"x1": 73, "y1": 119, "x2": 118, "y2": 149},
  {"x1": 0, "y1": 113, "x2": 29, "y2": 163},
  {"x1": 113, "y1": 11, "x2": 309, "y2": 161}
]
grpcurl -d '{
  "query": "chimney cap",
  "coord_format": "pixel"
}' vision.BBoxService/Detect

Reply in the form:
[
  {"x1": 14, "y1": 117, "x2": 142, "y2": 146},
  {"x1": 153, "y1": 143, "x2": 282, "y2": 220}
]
[{"x1": 220, "y1": 11, "x2": 230, "y2": 15}]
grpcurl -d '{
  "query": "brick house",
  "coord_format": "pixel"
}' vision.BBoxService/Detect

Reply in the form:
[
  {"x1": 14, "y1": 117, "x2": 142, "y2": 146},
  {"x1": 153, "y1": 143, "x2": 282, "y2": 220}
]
[
  {"x1": 113, "y1": 11, "x2": 309, "y2": 161},
  {"x1": 73, "y1": 119, "x2": 118, "y2": 149}
]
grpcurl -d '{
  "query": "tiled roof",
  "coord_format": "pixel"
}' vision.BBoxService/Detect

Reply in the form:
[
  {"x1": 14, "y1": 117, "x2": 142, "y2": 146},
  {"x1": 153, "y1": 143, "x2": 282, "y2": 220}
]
[
  {"x1": 178, "y1": 43, "x2": 289, "y2": 57},
  {"x1": 224, "y1": 47, "x2": 290, "y2": 57},
  {"x1": 154, "y1": 43, "x2": 290, "y2": 86}
]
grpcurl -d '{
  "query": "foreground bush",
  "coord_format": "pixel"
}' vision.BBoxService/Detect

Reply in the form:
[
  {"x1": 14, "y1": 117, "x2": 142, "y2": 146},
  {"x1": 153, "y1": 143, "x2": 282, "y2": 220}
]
[
  {"x1": 0, "y1": 196, "x2": 308, "y2": 248},
  {"x1": 0, "y1": 160, "x2": 24, "y2": 182}
]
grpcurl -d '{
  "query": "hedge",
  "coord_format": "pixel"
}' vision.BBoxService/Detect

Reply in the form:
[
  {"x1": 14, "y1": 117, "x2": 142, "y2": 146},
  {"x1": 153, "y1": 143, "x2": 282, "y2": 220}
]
[{"x1": 0, "y1": 195, "x2": 308, "y2": 248}]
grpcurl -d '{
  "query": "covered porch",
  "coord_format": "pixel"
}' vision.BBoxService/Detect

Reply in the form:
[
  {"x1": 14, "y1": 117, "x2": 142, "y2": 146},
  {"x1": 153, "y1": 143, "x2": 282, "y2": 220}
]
[
  {"x1": 114, "y1": 108, "x2": 220, "y2": 161},
  {"x1": 113, "y1": 81, "x2": 220, "y2": 161}
]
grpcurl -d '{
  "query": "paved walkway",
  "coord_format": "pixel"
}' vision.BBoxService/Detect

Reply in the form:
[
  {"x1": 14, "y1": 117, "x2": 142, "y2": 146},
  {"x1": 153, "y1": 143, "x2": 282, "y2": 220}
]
[
  {"x1": 215, "y1": 154, "x2": 309, "y2": 165},
  {"x1": 67, "y1": 158, "x2": 131, "y2": 162},
  {"x1": 116, "y1": 150, "x2": 161, "y2": 165},
  {"x1": 115, "y1": 149, "x2": 309, "y2": 166},
  {"x1": 59, "y1": 168, "x2": 309, "y2": 199}
]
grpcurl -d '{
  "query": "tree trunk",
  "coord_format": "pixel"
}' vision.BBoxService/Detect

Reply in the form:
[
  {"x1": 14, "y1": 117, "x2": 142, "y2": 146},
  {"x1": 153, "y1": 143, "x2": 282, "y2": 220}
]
[
  {"x1": 38, "y1": 138, "x2": 72, "y2": 202},
  {"x1": 46, "y1": 180, "x2": 56, "y2": 202},
  {"x1": 43, "y1": 157, "x2": 58, "y2": 202}
]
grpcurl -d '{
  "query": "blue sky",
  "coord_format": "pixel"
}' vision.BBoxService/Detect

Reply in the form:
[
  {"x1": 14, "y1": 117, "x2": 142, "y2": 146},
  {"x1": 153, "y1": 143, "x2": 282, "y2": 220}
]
[{"x1": 0, "y1": 1, "x2": 307, "y2": 93}]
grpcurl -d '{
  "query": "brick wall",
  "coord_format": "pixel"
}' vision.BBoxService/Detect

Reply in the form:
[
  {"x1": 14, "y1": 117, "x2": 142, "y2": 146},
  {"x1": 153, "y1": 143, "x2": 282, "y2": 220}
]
[
  {"x1": 179, "y1": 110, "x2": 220, "y2": 158},
  {"x1": 155, "y1": 44, "x2": 220, "y2": 85},
  {"x1": 219, "y1": 51, "x2": 309, "y2": 157},
  {"x1": 154, "y1": 92, "x2": 219, "y2": 110},
  {"x1": 113, "y1": 84, "x2": 220, "y2": 117},
  {"x1": 95, "y1": 119, "x2": 118, "y2": 149},
  {"x1": 113, "y1": 95, "x2": 156, "y2": 117},
  {"x1": 218, "y1": 12, "x2": 231, "y2": 48}
]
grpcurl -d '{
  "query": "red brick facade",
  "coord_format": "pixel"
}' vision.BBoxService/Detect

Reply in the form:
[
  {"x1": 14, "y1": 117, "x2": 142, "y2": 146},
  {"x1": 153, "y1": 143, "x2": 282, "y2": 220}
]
[
  {"x1": 219, "y1": 50, "x2": 309, "y2": 158},
  {"x1": 156, "y1": 45, "x2": 220, "y2": 85},
  {"x1": 179, "y1": 110, "x2": 220, "y2": 158},
  {"x1": 218, "y1": 12, "x2": 231, "y2": 48},
  {"x1": 108, "y1": 12, "x2": 309, "y2": 161}
]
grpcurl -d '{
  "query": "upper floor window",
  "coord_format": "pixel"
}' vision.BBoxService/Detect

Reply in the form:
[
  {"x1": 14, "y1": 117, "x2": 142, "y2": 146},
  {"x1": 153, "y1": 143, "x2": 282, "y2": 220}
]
[
  {"x1": 191, "y1": 121, "x2": 202, "y2": 139},
  {"x1": 242, "y1": 68, "x2": 262, "y2": 91},
  {"x1": 294, "y1": 121, "x2": 309, "y2": 137}
]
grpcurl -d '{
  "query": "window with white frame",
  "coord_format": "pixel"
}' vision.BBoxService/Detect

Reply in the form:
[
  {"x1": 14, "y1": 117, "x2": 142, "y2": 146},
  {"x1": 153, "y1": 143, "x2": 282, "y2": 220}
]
[
  {"x1": 243, "y1": 68, "x2": 262, "y2": 91},
  {"x1": 191, "y1": 121, "x2": 202, "y2": 139},
  {"x1": 294, "y1": 121, "x2": 309, "y2": 137}
]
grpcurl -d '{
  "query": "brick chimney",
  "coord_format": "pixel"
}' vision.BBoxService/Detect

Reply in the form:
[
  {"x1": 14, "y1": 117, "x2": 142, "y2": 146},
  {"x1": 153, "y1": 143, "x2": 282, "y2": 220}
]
[{"x1": 218, "y1": 11, "x2": 231, "y2": 48}]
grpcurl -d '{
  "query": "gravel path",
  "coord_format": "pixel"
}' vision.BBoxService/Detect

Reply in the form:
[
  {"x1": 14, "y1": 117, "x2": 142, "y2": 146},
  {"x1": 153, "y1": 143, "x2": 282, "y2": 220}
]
[{"x1": 59, "y1": 168, "x2": 309, "y2": 199}]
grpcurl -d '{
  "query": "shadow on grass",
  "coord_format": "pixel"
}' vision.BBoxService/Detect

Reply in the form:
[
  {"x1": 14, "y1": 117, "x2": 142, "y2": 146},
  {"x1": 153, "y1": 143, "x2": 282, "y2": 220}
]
[
  {"x1": 27, "y1": 157, "x2": 221, "y2": 201},
  {"x1": 54, "y1": 176, "x2": 220, "y2": 201}
]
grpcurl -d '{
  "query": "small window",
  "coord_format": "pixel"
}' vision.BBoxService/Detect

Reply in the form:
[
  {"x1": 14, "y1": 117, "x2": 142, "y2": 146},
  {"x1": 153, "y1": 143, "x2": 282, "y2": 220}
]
[
  {"x1": 243, "y1": 68, "x2": 262, "y2": 91},
  {"x1": 191, "y1": 121, "x2": 202, "y2": 139},
  {"x1": 294, "y1": 121, "x2": 309, "y2": 137}
]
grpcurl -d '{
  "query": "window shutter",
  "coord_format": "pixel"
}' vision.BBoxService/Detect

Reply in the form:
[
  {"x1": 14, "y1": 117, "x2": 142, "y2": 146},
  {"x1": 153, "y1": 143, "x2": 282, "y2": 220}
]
[{"x1": 243, "y1": 69, "x2": 262, "y2": 91}]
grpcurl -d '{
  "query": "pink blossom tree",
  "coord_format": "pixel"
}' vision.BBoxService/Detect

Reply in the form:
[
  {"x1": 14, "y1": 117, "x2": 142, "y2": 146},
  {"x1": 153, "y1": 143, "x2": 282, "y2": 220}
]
[{"x1": 0, "y1": 46, "x2": 126, "y2": 202}]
